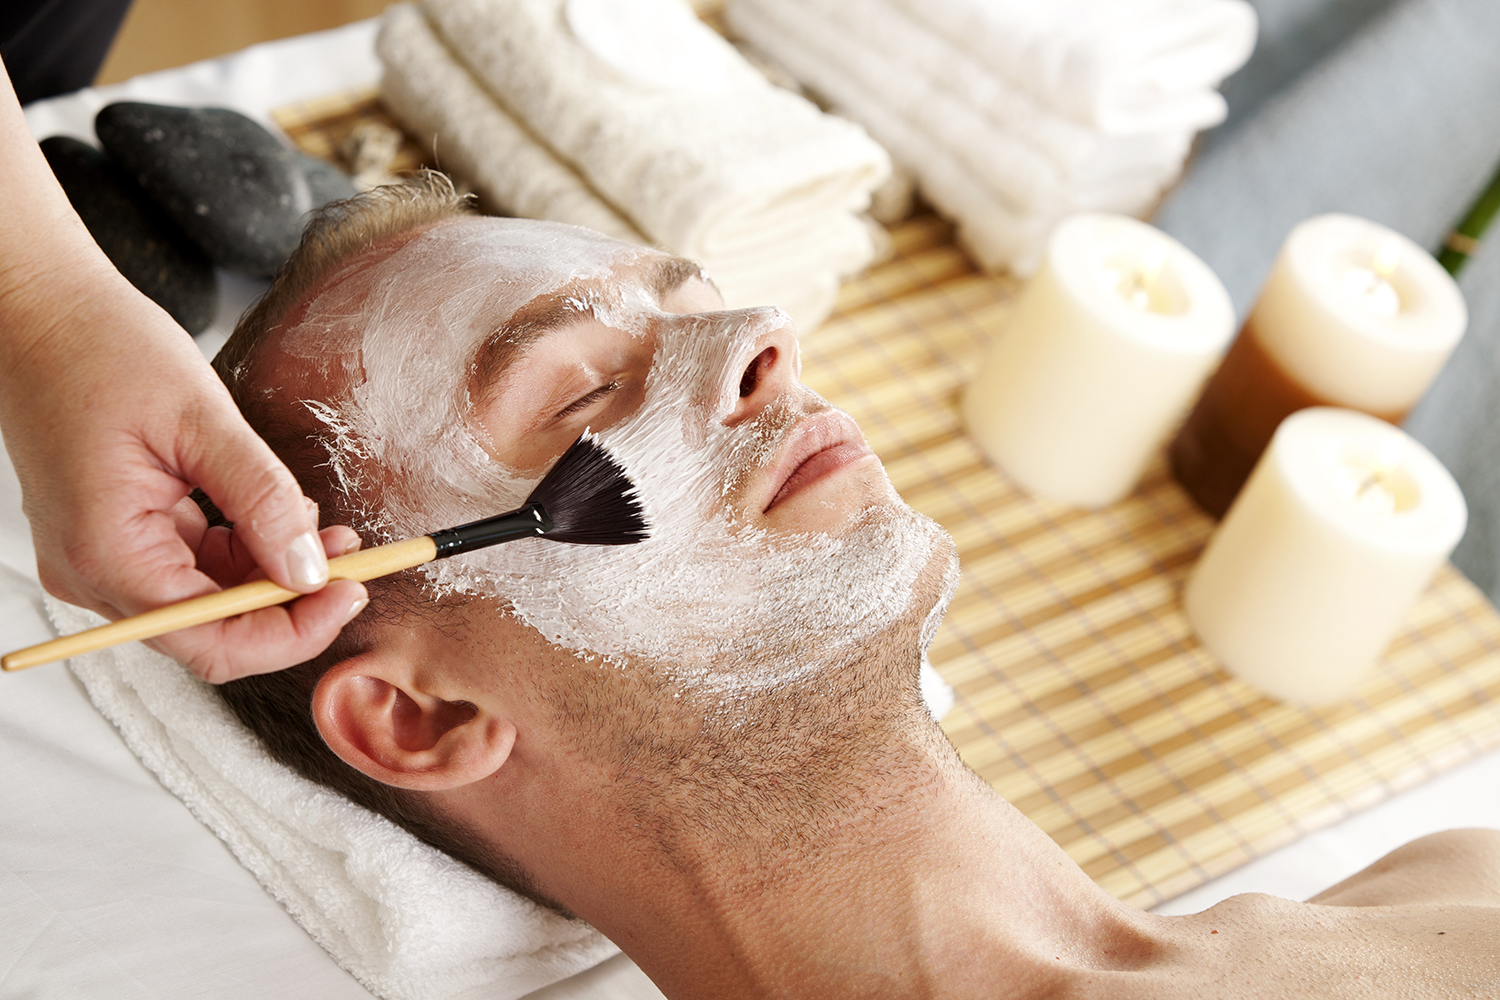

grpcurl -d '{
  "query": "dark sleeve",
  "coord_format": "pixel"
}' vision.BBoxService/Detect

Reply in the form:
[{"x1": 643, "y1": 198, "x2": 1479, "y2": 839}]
[{"x1": 1, "y1": 0, "x2": 136, "y2": 105}]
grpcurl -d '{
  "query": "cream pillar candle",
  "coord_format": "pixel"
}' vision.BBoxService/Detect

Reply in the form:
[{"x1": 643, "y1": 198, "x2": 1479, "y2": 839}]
[
  {"x1": 1171, "y1": 213, "x2": 1468, "y2": 517},
  {"x1": 962, "y1": 213, "x2": 1235, "y2": 508},
  {"x1": 1185, "y1": 407, "x2": 1467, "y2": 705}
]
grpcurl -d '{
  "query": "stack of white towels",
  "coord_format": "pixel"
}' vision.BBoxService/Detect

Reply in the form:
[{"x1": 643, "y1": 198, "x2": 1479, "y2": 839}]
[
  {"x1": 377, "y1": 0, "x2": 891, "y2": 330},
  {"x1": 726, "y1": 0, "x2": 1258, "y2": 274}
]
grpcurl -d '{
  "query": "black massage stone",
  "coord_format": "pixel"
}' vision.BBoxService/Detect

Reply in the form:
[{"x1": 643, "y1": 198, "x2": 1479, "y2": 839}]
[
  {"x1": 94, "y1": 102, "x2": 356, "y2": 279},
  {"x1": 40, "y1": 134, "x2": 218, "y2": 334},
  {"x1": 295, "y1": 149, "x2": 359, "y2": 207}
]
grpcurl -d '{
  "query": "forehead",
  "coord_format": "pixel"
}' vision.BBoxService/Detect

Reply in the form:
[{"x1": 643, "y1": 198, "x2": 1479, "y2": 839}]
[
  {"x1": 339, "y1": 215, "x2": 654, "y2": 321},
  {"x1": 269, "y1": 216, "x2": 675, "y2": 376}
]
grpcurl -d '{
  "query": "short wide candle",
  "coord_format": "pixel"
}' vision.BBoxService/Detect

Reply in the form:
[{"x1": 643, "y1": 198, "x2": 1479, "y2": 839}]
[
  {"x1": 963, "y1": 213, "x2": 1235, "y2": 508},
  {"x1": 1171, "y1": 214, "x2": 1467, "y2": 518},
  {"x1": 1185, "y1": 408, "x2": 1467, "y2": 705}
]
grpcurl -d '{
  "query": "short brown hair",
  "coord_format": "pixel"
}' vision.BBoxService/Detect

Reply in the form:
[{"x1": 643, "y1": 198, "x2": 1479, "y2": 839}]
[{"x1": 211, "y1": 174, "x2": 554, "y2": 906}]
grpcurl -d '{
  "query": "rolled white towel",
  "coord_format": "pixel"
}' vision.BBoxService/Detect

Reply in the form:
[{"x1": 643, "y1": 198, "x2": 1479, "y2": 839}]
[
  {"x1": 378, "y1": 3, "x2": 645, "y2": 243},
  {"x1": 882, "y1": 0, "x2": 1257, "y2": 135},
  {"x1": 46, "y1": 597, "x2": 616, "y2": 1000},
  {"x1": 420, "y1": 0, "x2": 889, "y2": 264}
]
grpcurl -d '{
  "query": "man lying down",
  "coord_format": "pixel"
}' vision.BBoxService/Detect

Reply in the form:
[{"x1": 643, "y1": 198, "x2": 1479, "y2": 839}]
[{"x1": 214, "y1": 174, "x2": 1500, "y2": 998}]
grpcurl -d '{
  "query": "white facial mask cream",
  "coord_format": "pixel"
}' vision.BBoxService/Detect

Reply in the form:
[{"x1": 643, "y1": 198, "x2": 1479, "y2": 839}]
[{"x1": 283, "y1": 218, "x2": 956, "y2": 692}]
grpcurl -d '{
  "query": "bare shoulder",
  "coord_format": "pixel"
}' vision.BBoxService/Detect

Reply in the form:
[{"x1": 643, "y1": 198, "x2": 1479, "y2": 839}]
[
  {"x1": 1310, "y1": 828, "x2": 1500, "y2": 907},
  {"x1": 1131, "y1": 886, "x2": 1500, "y2": 998}
]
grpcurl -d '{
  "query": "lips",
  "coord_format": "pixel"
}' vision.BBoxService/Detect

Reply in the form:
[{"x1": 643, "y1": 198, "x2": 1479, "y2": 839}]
[{"x1": 762, "y1": 410, "x2": 875, "y2": 512}]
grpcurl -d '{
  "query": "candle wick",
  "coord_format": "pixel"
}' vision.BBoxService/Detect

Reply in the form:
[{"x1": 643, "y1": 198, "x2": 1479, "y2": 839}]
[
  {"x1": 1116, "y1": 269, "x2": 1153, "y2": 311},
  {"x1": 1141, "y1": 249, "x2": 1167, "y2": 285},
  {"x1": 1352, "y1": 465, "x2": 1402, "y2": 515},
  {"x1": 1373, "y1": 237, "x2": 1402, "y2": 279}
]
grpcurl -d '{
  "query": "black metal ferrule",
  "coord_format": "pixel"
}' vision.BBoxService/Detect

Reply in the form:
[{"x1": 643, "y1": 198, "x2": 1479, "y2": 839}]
[{"x1": 429, "y1": 503, "x2": 554, "y2": 558}]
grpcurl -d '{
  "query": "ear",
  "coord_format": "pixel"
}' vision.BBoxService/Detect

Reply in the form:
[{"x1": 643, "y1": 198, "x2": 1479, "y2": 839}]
[{"x1": 312, "y1": 653, "x2": 516, "y2": 791}]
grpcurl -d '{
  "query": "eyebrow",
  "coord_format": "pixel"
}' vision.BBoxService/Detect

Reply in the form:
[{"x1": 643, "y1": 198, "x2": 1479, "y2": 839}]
[{"x1": 468, "y1": 254, "x2": 706, "y2": 394}]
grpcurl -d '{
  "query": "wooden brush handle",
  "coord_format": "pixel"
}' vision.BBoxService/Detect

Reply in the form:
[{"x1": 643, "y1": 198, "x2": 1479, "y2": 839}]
[{"x1": 1, "y1": 536, "x2": 439, "y2": 672}]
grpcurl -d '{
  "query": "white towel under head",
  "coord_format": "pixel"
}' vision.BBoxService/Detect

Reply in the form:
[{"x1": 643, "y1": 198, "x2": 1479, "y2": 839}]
[
  {"x1": 47, "y1": 594, "x2": 958, "y2": 1000},
  {"x1": 46, "y1": 597, "x2": 617, "y2": 1000}
]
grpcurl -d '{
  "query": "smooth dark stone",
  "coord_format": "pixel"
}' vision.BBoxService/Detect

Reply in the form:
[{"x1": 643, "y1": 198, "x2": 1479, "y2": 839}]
[
  {"x1": 94, "y1": 102, "x2": 354, "y2": 278},
  {"x1": 40, "y1": 135, "x2": 218, "y2": 334},
  {"x1": 295, "y1": 151, "x2": 358, "y2": 208}
]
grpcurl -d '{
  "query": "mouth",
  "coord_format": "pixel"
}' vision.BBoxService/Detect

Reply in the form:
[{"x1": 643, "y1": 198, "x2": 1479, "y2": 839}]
[{"x1": 762, "y1": 410, "x2": 876, "y2": 513}]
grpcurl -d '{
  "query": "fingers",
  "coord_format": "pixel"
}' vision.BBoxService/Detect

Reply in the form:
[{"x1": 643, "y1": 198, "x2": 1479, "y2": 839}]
[
  {"x1": 182, "y1": 402, "x2": 330, "y2": 594},
  {"x1": 55, "y1": 501, "x2": 221, "y2": 621},
  {"x1": 152, "y1": 578, "x2": 370, "y2": 684},
  {"x1": 168, "y1": 494, "x2": 209, "y2": 555},
  {"x1": 155, "y1": 526, "x2": 365, "y2": 682},
  {"x1": 319, "y1": 525, "x2": 363, "y2": 559},
  {"x1": 196, "y1": 523, "x2": 361, "y2": 589}
]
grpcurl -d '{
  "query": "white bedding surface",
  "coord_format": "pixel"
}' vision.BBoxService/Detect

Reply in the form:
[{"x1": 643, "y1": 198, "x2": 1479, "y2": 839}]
[{"x1": 4, "y1": 17, "x2": 1499, "y2": 998}]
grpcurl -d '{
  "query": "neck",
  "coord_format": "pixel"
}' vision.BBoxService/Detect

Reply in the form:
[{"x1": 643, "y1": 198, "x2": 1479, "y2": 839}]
[{"x1": 464, "y1": 673, "x2": 1162, "y2": 999}]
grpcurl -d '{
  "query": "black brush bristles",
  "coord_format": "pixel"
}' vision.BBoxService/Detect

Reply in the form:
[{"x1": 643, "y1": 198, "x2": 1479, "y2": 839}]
[
  {"x1": 524, "y1": 433, "x2": 650, "y2": 545},
  {"x1": 427, "y1": 435, "x2": 648, "y2": 558}
]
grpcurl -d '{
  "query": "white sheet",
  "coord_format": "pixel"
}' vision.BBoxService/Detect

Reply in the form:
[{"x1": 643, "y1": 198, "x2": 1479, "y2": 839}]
[{"x1": 4, "y1": 17, "x2": 1499, "y2": 998}]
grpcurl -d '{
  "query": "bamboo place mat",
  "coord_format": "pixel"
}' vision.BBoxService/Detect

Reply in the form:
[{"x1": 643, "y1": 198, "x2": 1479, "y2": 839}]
[{"x1": 274, "y1": 90, "x2": 1500, "y2": 909}]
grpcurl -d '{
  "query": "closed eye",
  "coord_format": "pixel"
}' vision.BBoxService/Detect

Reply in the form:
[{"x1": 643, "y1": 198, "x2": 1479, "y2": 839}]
[{"x1": 555, "y1": 380, "x2": 621, "y2": 419}]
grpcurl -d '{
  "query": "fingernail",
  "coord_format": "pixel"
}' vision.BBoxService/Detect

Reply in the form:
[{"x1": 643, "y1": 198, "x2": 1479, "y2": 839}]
[
  {"x1": 343, "y1": 597, "x2": 369, "y2": 624},
  {"x1": 286, "y1": 531, "x2": 330, "y2": 588},
  {"x1": 342, "y1": 537, "x2": 361, "y2": 555}
]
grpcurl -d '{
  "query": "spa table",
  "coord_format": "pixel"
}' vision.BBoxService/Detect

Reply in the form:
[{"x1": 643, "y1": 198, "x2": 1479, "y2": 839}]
[{"x1": 3, "y1": 18, "x2": 1498, "y2": 1000}]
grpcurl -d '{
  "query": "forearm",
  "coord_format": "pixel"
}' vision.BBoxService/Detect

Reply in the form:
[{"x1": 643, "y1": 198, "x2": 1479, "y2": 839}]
[
  {"x1": 0, "y1": 56, "x2": 357, "y2": 679},
  {"x1": 0, "y1": 57, "x2": 149, "y2": 381},
  {"x1": 0, "y1": 56, "x2": 219, "y2": 478}
]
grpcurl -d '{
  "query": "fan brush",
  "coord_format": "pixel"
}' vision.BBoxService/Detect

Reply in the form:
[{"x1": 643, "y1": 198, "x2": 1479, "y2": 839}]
[{"x1": 2, "y1": 434, "x2": 647, "y2": 672}]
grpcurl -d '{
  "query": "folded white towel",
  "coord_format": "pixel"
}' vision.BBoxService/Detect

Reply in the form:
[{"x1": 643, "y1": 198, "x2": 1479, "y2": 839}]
[
  {"x1": 728, "y1": 0, "x2": 1254, "y2": 272},
  {"x1": 737, "y1": 0, "x2": 1178, "y2": 220},
  {"x1": 751, "y1": 0, "x2": 1190, "y2": 189},
  {"x1": 46, "y1": 596, "x2": 617, "y2": 1000},
  {"x1": 419, "y1": 0, "x2": 888, "y2": 271},
  {"x1": 883, "y1": 0, "x2": 1257, "y2": 135},
  {"x1": 379, "y1": 3, "x2": 645, "y2": 244},
  {"x1": 728, "y1": 0, "x2": 1054, "y2": 273}
]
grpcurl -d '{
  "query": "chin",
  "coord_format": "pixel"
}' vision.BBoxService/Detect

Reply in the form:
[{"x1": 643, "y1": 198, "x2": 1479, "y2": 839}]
[{"x1": 916, "y1": 526, "x2": 962, "y2": 653}]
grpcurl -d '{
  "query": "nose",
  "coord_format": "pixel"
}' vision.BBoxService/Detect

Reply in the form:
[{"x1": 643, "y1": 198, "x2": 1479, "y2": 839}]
[{"x1": 721, "y1": 308, "x2": 800, "y2": 427}]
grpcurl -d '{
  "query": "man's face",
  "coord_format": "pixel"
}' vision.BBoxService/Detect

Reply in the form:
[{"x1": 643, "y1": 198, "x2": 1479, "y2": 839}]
[{"x1": 264, "y1": 217, "x2": 956, "y2": 698}]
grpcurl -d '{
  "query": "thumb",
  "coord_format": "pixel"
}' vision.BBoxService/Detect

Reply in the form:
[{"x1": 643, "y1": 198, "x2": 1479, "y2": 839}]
[{"x1": 183, "y1": 400, "x2": 330, "y2": 594}]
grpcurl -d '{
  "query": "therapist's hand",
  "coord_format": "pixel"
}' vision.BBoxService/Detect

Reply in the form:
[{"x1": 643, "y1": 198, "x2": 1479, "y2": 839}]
[
  {"x1": 0, "y1": 282, "x2": 369, "y2": 683},
  {"x1": 0, "y1": 60, "x2": 366, "y2": 683}
]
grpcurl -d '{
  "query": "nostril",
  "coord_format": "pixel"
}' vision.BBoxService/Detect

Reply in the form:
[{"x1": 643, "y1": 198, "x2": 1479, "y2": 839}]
[{"x1": 740, "y1": 347, "x2": 777, "y2": 398}]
